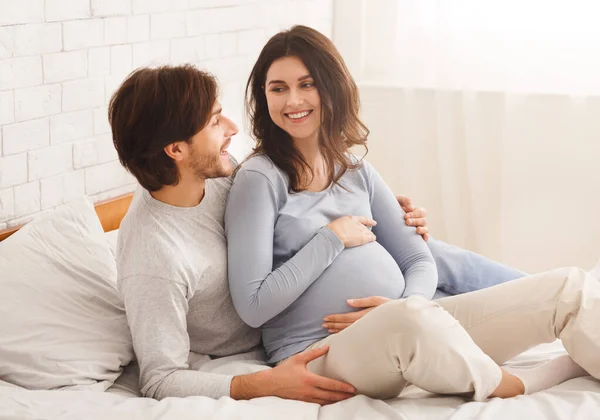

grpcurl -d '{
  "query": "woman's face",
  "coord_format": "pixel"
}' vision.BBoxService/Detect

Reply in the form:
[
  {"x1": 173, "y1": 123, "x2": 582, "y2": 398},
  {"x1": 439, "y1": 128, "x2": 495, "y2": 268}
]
[{"x1": 264, "y1": 56, "x2": 322, "y2": 144}]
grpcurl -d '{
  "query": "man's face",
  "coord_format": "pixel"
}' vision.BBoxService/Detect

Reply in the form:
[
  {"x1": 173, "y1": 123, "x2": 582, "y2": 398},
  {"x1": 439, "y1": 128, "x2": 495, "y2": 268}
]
[{"x1": 187, "y1": 101, "x2": 239, "y2": 179}]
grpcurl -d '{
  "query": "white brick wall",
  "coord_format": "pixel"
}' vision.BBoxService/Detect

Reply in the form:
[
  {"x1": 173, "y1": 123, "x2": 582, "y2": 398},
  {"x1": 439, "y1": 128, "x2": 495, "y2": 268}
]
[
  {"x1": 14, "y1": 23, "x2": 62, "y2": 56},
  {"x1": 2, "y1": 118, "x2": 49, "y2": 155},
  {"x1": 14, "y1": 84, "x2": 62, "y2": 121},
  {"x1": 0, "y1": 0, "x2": 334, "y2": 226}
]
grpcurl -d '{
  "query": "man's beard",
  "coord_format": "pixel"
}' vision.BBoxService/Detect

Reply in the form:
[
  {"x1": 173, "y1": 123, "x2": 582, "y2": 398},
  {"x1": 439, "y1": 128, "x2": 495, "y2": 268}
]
[{"x1": 188, "y1": 147, "x2": 231, "y2": 180}]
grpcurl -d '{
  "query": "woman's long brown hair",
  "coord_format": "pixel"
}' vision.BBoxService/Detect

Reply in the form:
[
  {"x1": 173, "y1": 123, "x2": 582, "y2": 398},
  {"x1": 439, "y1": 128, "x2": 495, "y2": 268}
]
[{"x1": 245, "y1": 25, "x2": 369, "y2": 192}]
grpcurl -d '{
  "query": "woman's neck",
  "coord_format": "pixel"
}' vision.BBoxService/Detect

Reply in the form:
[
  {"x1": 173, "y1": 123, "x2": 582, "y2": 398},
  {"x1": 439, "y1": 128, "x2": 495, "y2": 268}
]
[
  {"x1": 293, "y1": 132, "x2": 322, "y2": 170},
  {"x1": 293, "y1": 134, "x2": 330, "y2": 191}
]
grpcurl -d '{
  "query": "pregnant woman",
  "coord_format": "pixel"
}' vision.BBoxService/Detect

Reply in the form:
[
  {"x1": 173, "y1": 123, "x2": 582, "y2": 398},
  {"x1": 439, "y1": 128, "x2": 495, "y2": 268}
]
[{"x1": 225, "y1": 25, "x2": 598, "y2": 401}]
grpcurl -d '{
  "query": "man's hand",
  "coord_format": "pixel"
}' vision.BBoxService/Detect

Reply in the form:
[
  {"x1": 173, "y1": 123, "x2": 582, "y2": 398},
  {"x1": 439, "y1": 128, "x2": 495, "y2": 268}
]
[
  {"x1": 396, "y1": 195, "x2": 429, "y2": 241},
  {"x1": 231, "y1": 345, "x2": 355, "y2": 405},
  {"x1": 322, "y1": 296, "x2": 391, "y2": 333}
]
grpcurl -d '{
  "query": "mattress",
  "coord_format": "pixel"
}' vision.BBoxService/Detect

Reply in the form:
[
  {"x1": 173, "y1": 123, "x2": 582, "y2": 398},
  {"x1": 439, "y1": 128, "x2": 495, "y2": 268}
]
[{"x1": 2, "y1": 340, "x2": 599, "y2": 420}]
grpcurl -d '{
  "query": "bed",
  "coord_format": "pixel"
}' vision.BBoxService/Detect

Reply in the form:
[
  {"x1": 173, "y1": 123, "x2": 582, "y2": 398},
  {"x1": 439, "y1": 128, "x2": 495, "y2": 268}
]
[{"x1": 1, "y1": 195, "x2": 598, "y2": 420}]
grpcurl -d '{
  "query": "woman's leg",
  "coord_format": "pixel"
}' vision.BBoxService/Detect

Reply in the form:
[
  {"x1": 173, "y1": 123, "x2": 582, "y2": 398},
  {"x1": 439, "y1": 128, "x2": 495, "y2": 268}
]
[
  {"x1": 436, "y1": 266, "x2": 600, "y2": 377},
  {"x1": 306, "y1": 266, "x2": 599, "y2": 401},
  {"x1": 428, "y1": 238, "x2": 526, "y2": 295},
  {"x1": 306, "y1": 296, "x2": 505, "y2": 401}
]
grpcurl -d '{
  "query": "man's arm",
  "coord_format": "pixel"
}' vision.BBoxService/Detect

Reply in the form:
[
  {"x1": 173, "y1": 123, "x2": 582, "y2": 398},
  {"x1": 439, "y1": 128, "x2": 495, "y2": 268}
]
[
  {"x1": 120, "y1": 275, "x2": 235, "y2": 399},
  {"x1": 396, "y1": 195, "x2": 430, "y2": 241},
  {"x1": 120, "y1": 273, "x2": 355, "y2": 404},
  {"x1": 231, "y1": 346, "x2": 355, "y2": 404}
]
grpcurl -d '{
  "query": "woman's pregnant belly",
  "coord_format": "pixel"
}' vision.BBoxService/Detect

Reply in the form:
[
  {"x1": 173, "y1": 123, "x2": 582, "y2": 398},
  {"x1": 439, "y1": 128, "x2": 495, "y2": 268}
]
[{"x1": 262, "y1": 241, "x2": 406, "y2": 363}]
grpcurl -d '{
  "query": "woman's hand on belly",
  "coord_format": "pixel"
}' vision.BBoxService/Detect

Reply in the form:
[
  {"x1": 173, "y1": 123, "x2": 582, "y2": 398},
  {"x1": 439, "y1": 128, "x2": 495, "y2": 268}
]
[
  {"x1": 321, "y1": 296, "x2": 391, "y2": 333},
  {"x1": 327, "y1": 216, "x2": 377, "y2": 248}
]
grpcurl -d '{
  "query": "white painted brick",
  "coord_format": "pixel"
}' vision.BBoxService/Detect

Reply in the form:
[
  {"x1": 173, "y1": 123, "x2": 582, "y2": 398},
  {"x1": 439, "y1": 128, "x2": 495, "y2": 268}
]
[
  {"x1": 110, "y1": 45, "x2": 133, "y2": 80},
  {"x1": 151, "y1": 12, "x2": 186, "y2": 40},
  {"x1": 93, "y1": 107, "x2": 111, "y2": 134},
  {"x1": 127, "y1": 15, "x2": 150, "y2": 43},
  {"x1": 62, "y1": 79, "x2": 105, "y2": 112},
  {"x1": 186, "y1": 5, "x2": 259, "y2": 35},
  {"x1": 14, "y1": 84, "x2": 62, "y2": 122},
  {"x1": 2, "y1": 118, "x2": 49, "y2": 155},
  {"x1": 63, "y1": 19, "x2": 104, "y2": 51},
  {"x1": 96, "y1": 133, "x2": 118, "y2": 162},
  {"x1": 45, "y1": 0, "x2": 90, "y2": 22},
  {"x1": 171, "y1": 37, "x2": 205, "y2": 63},
  {"x1": 0, "y1": 27, "x2": 14, "y2": 59},
  {"x1": 133, "y1": 0, "x2": 187, "y2": 14},
  {"x1": 0, "y1": 154, "x2": 27, "y2": 189},
  {"x1": 105, "y1": 76, "x2": 124, "y2": 104},
  {"x1": 43, "y1": 51, "x2": 88, "y2": 83},
  {"x1": 28, "y1": 143, "x2": 73, "y2": 180},
  {"x1": 85, "y1": 160, "x2": 132, "y2": 195},
  {"x1": 0, "y1": 91, "x2": 14, "y2": 125},
  {"x1": 237, "y1": 29, "x2": 266, "y2": 56},
  {"x1": 89, "y1": 182, "x2": 136, "y2": 203},
  {"x1": 132, "y1": 0, "x2": 169, "y2": 14},
  {"x1": 88, "y1": 47, "x2": 111, "y2": 77},
  {"x1": 0, "y1": 188, "x2": 14, "y2": 220},
  {"x1": 74, "y1": 134, "x2": 118, "y2": 169},
  {"x1": 204, "y1": 33, "x2": 219, "y2": 59},
  {"x1": 189, "y1": 0, "x2": 252, "y2": 8},
  {"x1": 104, "y1": 17, "x2": 128, "y2": 45},
  {"x1": 220, "y1": 32, "x2": 237, "y2": 57},
  {"x1": 14, "y1": 181, "x2": 40, "y2": 216},
  {"x1": 50, "y1": 110, "x2": 94, "y2": 144},
  {"x1": 73, "y1": 139, "x2": 98, "y2": 169},
  {"x1": 0, "y1": 57, "x2": 42, "y2": 90},
  {"x1": 132, "y1": 40, "x2": 170, "y2": 67},
  {"x1": 204, "y1": 55, "x2": 248, "y2": 84},
  {"x1": 91, "y1": 0, "x2": 132, "y2": 17},
  {"x1": 0, "y1": 0, "x2": 44, "y2": 25},
  {"x1": 40, "y1": 170, "x2": 85, "y2": 209},
  {"x1": 14, "y1": 23, "x2": 62, "y2": 57}
]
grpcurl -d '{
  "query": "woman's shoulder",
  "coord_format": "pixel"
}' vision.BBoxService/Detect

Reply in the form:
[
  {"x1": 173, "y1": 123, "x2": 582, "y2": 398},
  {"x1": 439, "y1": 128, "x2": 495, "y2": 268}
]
[
  {"x1": 344, "y1": 152, "x2": 374, "y2": 175},
  {"x1": 234, "y1": 153, "x2": 288, "y2": 190}
]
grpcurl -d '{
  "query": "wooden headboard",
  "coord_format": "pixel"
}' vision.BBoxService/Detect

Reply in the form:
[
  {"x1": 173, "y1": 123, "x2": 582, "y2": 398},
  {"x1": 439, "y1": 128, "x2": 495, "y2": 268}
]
[{"x1": 0, "y1": 193, "x2": 134, "y2": 243}]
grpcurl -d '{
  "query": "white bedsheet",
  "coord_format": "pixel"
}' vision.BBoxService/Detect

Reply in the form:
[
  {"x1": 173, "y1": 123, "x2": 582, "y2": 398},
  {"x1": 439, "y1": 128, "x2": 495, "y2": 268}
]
[{"x1": 2, "y1": 340, "x2": 599, "y2": 420}]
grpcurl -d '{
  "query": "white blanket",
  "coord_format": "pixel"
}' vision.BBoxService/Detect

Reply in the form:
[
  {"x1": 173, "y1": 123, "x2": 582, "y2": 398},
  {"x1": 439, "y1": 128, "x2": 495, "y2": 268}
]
[{"x1": 2, "y1": 341, "x2": 599, "y2": 420}]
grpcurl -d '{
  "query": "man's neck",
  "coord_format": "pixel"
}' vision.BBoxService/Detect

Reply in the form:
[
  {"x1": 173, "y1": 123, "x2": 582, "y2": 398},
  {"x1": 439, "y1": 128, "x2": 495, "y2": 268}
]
[{"x1": 150, "y1": 177, "x2": 207, "y2": 208}]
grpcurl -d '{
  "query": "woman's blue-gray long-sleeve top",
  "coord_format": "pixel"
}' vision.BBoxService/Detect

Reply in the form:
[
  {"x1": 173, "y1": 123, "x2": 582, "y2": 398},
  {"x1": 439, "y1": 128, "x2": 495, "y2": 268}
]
[{"x1": 225, "y1": 154, "x2": 438, "y2": 363}]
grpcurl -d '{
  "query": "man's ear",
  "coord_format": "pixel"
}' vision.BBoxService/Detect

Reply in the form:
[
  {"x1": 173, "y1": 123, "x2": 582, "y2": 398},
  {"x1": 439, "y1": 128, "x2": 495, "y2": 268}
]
[{"x1": 164, "y1": 142, "x2": 186, "y2": 162}]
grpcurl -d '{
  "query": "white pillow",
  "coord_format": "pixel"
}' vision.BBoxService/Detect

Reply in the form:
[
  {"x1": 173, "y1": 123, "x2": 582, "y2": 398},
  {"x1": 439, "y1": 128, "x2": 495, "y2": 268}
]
[
  {"x1": 105, "y1": 229, "x2": 119, "y2": 257},
  {"x1": 0, "y1": 199, "x2": 134, "y2": 390}
]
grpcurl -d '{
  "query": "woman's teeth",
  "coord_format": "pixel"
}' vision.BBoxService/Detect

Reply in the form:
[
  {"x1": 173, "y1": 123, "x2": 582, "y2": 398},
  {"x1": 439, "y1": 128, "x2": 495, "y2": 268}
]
[{"x1": 288, "y1": 110, "x2": 310, "y2": 119}]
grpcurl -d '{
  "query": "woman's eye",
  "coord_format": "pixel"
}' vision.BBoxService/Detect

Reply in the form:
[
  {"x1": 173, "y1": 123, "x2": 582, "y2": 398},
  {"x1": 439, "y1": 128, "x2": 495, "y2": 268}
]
[
  {"x1": 302, "y1": 82, "x2": 314, "y2": 88},
  {"x1": 271, "y1": 87, "x2": 285, "y2": 93}
]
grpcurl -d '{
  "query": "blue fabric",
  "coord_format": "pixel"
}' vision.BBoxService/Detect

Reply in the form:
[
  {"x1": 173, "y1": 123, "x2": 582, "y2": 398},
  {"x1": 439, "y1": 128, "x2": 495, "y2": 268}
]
[{"x1": 427, "y1": 238, "x2": 526, "y2": 295}]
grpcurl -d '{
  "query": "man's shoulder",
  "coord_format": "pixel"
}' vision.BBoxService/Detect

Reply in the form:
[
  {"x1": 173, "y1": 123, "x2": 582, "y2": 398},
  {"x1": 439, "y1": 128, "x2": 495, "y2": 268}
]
[{"x1": 117, "y1": 190, "x2": 179, "y2": 274}]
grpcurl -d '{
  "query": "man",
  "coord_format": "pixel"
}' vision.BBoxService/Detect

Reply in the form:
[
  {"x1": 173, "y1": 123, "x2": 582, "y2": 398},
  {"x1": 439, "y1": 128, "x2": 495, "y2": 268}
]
[{"x1": 109, "y1": 64, "x2": 523, "y2": 404}]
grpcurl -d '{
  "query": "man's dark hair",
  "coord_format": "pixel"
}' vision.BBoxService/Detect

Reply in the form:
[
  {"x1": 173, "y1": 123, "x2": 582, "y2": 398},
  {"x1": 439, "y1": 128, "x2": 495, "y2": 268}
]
[{"x1": 109, "y1": 64, "x2": 218, "y2": 191}]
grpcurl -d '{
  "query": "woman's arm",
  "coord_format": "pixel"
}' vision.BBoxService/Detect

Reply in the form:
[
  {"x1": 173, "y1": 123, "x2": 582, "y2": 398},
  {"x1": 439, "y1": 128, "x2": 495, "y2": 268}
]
[
  {"x1": 365, "y1": 162, "x2": 438, "y2": 299},
  {"x1": 225, "y1": 169, "x2": 345, "y2": 328}
]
